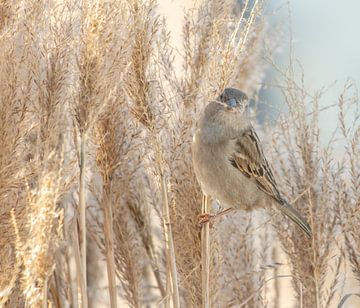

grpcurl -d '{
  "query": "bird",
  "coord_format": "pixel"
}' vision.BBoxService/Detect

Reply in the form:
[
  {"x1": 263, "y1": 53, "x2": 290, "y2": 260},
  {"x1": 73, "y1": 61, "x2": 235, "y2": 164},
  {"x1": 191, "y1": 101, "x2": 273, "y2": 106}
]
[{"x1": 192, "y1": 87, "x2": 312, "y2": 237}]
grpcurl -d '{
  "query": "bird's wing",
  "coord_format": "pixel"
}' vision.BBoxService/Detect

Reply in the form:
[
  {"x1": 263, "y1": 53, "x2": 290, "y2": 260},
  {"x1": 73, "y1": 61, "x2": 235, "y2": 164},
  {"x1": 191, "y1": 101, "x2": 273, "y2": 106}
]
[
  {"x1": 229, "y1": 126, "x2": 282, "y2": 203},
  {"x1": 229, "y1": 126, "x2": 312, "y2": 237}
]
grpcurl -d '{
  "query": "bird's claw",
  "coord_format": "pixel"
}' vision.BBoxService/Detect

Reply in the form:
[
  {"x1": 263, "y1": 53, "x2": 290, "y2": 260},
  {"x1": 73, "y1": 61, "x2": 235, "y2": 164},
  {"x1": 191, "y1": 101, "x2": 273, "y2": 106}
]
[
  {"x1": 198, "y1": 213, "x2": 214, "y2": 226},
  {"x1": 198, "y1": 208, "x2": 234, "y2": 227}
]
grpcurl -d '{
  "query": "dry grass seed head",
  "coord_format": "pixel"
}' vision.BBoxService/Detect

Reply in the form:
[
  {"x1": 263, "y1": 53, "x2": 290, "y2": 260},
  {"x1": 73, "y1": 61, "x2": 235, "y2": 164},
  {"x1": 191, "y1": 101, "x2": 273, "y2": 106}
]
[{"x1": 268, "y1": 73, "x2": 356, "y2": 307}]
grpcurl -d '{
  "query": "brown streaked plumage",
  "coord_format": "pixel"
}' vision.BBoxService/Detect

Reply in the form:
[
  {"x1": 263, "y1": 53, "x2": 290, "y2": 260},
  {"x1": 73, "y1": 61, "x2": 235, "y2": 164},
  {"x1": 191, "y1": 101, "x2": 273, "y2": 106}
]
[{"x1": 192, "y1": 87, "x2": 312, "y2": 237}]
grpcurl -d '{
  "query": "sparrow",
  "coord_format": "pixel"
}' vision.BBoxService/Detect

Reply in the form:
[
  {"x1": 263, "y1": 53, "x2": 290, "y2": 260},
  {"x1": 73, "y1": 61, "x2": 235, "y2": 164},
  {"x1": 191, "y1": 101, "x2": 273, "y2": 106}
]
[{"x1": 192, "y1": 87, "x2": 311, "y2": 237}]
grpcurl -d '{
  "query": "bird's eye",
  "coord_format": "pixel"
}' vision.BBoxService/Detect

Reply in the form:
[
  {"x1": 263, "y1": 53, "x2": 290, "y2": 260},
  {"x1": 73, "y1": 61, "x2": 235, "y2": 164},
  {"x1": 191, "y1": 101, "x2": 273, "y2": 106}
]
[{"x1": 227, "y1": 98, "x2": 237, "y2": 108}]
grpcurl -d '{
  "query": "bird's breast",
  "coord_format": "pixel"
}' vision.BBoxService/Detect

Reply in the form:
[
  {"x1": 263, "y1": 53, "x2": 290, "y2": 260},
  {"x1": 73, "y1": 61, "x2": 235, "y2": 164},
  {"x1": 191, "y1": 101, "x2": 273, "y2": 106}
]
[{"x1": 192, "y1": 134, "x2": 264, "y2": 210}]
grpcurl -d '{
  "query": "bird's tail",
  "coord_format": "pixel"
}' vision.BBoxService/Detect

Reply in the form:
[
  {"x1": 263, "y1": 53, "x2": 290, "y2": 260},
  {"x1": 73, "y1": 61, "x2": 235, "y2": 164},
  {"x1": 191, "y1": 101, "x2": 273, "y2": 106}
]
[{"x1": 275, "y1": 200, "x2": 312, "y2": 237}]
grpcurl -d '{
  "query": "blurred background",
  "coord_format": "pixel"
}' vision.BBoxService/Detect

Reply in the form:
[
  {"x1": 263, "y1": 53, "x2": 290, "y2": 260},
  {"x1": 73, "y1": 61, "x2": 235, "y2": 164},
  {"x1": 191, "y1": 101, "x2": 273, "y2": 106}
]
[
  {"x1": 264, "y1": 0, "x2": 360, "y2": 142},
  {"x1": 274, "y1": 0, "x2": 360, "y2": 90}
]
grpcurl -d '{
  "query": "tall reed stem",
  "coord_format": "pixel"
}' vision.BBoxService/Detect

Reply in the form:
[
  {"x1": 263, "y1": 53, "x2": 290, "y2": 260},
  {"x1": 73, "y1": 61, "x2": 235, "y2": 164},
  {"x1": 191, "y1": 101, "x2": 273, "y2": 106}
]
[
  {"x1": 201, "y1": 194, "x2": 210, "y2": 308},
  {"x1": 102, "y1": 186, "x2": 118, "y2": 307},
  {"x1": 79, "y1": 132, "x2": 88, "y2": 307},
  {"x1": 73, "y1": 220, "x2": 88, "y2": 308},
  {"x1": 160, "y1": 171, "x2": 180, "y2": 308},
  {"x1": 42, "y1": 279, "x2": 48, "y2": 308},
  {"x1": 308, "y1": 191, "x2": 320, "y2": 308},
  {"x1": 154, "y1": 136, "x2": 180, "y2": 308}
]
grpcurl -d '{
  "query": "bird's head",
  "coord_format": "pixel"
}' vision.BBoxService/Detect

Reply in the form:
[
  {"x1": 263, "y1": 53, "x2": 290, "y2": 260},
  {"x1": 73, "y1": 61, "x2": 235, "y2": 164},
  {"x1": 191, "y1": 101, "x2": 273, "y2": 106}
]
[
  {"x1": 198, "y1": 88, "x2": 249, "y2": 143},
  {"x1": 217, "y1": 87, "x2": 248, "y2": 114}
]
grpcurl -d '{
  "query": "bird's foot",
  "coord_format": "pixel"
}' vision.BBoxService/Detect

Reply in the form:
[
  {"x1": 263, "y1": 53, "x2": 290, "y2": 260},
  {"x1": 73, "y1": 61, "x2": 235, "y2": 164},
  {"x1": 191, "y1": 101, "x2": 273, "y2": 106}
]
[
  {"x1": 198, "y1": 213, "x2": 214, "y2": 225},
  {"x1": 198, "y1": 208, "x2": 234, "y2": 227}
]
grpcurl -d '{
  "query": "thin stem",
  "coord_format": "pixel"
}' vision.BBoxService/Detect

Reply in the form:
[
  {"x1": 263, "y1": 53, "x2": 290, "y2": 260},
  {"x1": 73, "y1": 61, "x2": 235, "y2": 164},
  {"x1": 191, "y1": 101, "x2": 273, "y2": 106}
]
[
  {"x1": 43, "y1": 278, "x2": 48, "y2": 308},
  {"x1": 151, "y1": 261, "x2": 166, "y2": 298},
  {"x1": 201, "y1": 194, "x2": 211, "y2": 308},
  {"x1": 235, "y1": 0, "x2": 260, "y2": 56},
  {"x1": 141, "y1": 229, "x2": 165, "y2": 297},
  {"x1": 273, "y1": 246, "x2": 280, "y2": 308},
  {"x1": 51, "y1": 274, "x2": 62, "y2": 308},
  {"x1": 66, "y1": 230, "x2": 77, "y2": 307},
  {"x1": 73, "y1": 220, "x2": 88, "y2": 308},
  {"x1": 160, "y1": 170, "x2": 180, "y2": 308},
  {"x1": 308, "y1": 190, "x2": 320, "y2": 308},
  {"x1": 165, "y1": 261, "x2": 171, "y2": 308},
  {"x1": 239, "y1": 275, "x2": 294, "y2": 308},
  {"x1": 154, "y1": 135, "x2": 180, "y2": 308},
  {"x1": 102, "y1": 186, "x2": 118, "y2": 308},
  {"x1": 79, "y1": 132, "x2": 88, "y2": 306}
]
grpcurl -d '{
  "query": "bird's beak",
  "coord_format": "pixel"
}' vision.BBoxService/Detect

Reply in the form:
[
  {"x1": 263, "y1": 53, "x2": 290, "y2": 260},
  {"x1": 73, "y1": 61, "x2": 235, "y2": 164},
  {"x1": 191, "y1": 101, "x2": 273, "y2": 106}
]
[{"x1": 227, "y1": 98, "x2": 237, "y2": 108}]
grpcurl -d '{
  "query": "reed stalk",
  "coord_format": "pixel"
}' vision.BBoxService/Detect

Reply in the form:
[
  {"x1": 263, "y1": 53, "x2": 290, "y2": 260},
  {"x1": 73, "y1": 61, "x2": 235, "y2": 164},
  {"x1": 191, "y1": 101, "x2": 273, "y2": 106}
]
[
  {"x1": 102, "y1": 186, "x2": 118, "y2": 308},
  {"x1": 158, "y1": 153, "x2": 180, "y2": 308},
  {"x1": 78, "y1": 132, "x2": 88, "y2": 307},
  {"x1": 201, "y1": 195, "x2": 211, "y2": 308}
]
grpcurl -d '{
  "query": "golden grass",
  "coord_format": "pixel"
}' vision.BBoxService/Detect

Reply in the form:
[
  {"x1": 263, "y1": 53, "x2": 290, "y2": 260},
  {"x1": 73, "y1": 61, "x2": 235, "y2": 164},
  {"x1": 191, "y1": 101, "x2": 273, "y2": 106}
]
[{"x1": 0, "y1": 0, "x2": 359, "y2": 307}]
